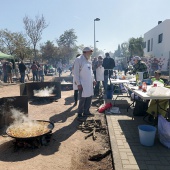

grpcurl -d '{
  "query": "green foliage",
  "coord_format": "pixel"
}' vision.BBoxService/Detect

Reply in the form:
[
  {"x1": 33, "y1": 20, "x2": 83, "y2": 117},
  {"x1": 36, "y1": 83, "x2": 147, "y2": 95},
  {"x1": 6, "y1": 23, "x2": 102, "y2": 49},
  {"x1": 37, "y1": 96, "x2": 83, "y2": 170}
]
[
  {"x1": 128, "y1": 37, "x2": 144, "y2": 57},
  {"x1": 113, "y1": 42, "x2": 129, "y2": 59},
  {"x1": 0, "y1": 29, "x2": 31, "y2": 60},
  {"x1": 40, "y1": 41, "x2": 59, "y2": 63},
  {"x1": 56, "y1": 29, "x2": 78, "y2": 63},
  {"x1": 113, "y1": 37, "x2": 144, "y2": 62},
  {"x1": 57, "y1": 29, "x2": 77, "y2": 48}
]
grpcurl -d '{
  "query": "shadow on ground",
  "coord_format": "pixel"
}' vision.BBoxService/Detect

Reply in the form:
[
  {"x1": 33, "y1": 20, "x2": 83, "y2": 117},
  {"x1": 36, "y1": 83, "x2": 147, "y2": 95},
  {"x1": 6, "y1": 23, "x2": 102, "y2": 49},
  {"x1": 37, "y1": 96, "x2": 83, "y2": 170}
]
[
  {"x1": 64, "y1": 95, "x2": 74, "y2": 105},
  {"x1": 50, "y1": 105, "x2": 77, "y2": 123}
]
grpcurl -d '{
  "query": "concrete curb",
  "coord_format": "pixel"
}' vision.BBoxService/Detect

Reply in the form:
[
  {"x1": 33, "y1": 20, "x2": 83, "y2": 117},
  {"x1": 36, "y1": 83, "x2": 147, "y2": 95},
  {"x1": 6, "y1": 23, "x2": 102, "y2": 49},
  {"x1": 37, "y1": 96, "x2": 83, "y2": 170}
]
[{"x1": 106, "y1": 114, "x2": 123, "y2": 170}]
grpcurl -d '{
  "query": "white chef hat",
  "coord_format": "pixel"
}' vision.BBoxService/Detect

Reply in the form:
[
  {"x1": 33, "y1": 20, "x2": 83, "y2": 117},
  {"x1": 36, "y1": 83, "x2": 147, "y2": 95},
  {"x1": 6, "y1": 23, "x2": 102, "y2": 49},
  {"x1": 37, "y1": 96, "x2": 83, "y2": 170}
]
[{"x1": 83, "y1": 47, "x2": 93, "y2": 52}]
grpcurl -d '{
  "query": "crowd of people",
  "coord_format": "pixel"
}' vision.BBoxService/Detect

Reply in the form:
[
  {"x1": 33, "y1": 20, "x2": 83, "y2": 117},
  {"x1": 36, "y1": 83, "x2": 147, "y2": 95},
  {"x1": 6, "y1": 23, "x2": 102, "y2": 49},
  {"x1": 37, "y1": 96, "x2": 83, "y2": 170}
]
[
  {"x1": 0, "y1": 60, "x2": 64, "y2": 84},
  {"x1": 71, "y1": 46, "x2": 169, "y2": 123},
  {"x1": 2, "y1": 61, "x2": 14, "y2": 83},
  {"x1": 0, "y1": 47, "x2": 168, "y2": 126},
  {"x1": 72, "y1": 47, "x2": 116, "y2": 120}
]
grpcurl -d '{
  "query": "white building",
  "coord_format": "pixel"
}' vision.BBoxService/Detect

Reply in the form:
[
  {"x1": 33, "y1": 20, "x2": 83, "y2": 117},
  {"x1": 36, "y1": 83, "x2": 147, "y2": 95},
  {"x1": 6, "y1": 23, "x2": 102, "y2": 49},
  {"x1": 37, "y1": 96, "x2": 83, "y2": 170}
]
[{"x1": 143, "y1": 19, "x2": 170, "y2": 71}]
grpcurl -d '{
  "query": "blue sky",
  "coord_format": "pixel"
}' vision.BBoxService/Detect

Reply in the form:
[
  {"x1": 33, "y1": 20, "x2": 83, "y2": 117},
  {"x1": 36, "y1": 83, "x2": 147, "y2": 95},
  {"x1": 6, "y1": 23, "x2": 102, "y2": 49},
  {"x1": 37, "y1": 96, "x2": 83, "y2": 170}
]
[{"x1": 0, "y1": 0, "x2": 170, "y2": 52}]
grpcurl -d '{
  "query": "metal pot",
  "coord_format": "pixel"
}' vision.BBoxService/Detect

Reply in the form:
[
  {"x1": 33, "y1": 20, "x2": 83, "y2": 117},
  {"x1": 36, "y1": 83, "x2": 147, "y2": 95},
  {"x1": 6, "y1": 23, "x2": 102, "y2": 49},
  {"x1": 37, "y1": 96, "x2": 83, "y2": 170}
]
[
  {"x1": 33, "y1": 94, "x2": 56, "y2": 100},
  {"x1": 6, "y1": 120, "x2": 54, "y2": 140}
]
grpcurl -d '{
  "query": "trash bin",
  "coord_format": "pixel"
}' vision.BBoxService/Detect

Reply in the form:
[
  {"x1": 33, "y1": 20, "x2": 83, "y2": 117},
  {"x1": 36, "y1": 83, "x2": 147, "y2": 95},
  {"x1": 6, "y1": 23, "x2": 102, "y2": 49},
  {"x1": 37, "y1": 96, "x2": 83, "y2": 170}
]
[{"x1": 138, "y1": 125, "x2": 157, "y2": 146}]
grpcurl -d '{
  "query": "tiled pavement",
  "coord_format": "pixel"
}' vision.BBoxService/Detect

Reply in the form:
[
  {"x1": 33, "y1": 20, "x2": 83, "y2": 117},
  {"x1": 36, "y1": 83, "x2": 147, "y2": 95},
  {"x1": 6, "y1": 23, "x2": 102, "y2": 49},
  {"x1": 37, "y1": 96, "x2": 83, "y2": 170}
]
[{"x1": 106, "y1": 96, "x2": 170, "y2": 170}]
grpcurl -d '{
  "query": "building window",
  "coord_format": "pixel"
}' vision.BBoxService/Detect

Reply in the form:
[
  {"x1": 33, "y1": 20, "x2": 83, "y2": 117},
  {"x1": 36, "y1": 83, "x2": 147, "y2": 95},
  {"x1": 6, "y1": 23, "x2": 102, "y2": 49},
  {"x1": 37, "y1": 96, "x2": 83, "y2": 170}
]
[
  {"x1": 143, "y1": 41, "x2": 146, "y2": 48},
  {"x1": 151, "y1": 38, "x2": 153, "y2": 51},
  {"x1": 158, "y1": 33, "x2": 163, "y2": 43},
  {"x1": 147, "y1": 40, "x2": 150, "y2": 52}
]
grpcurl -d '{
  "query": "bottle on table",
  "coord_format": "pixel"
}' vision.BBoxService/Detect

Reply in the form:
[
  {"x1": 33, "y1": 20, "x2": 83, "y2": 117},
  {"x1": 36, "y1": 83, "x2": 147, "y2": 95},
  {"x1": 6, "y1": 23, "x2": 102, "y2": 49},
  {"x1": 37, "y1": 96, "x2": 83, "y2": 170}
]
[
  {"x1": 136, "y1": 73, "x2": 139, "y2": 86},
  {"x1": 138, "y1": 80, "x2": 142, "y2": 89},
  {"x1": 142, "y1": 82, "x2": 147, "y2": 92}
]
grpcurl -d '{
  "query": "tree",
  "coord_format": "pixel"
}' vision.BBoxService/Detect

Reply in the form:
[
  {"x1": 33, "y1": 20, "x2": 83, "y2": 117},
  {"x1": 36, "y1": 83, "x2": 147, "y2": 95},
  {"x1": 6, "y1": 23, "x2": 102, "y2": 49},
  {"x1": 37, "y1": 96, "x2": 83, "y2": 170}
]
[
  {"x1": 13, "y1": 32, "x2": 32, "y2": 60},
  {"x1": 128, "y1": 37, "x2": 144, "y2": 58},
  {"x1": 113, "y1": 44, "x2": 121, "y2": 58},
  {"x1": 40, "y1": 41, "x2": 59, "y2": 63},
  {"x1": 0, "y1": 29, "x2": 16, "y2": 55},
  {"x1": 56, "y1": 29, "x2": 78, "y2": 63},
  {"x1": 0, "y1": 29, "x2": 31, "y2": 60},
  {"x1": 23, "y1": 15, "x2": 48, "y2": 59}
]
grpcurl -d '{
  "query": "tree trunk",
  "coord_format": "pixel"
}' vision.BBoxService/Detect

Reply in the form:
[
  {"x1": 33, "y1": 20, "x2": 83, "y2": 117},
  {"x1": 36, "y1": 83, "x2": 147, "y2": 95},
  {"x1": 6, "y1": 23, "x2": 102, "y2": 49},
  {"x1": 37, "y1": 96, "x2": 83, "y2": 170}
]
[{"x1": 34, "y1": 45, "x2": 36, "y2": 60}]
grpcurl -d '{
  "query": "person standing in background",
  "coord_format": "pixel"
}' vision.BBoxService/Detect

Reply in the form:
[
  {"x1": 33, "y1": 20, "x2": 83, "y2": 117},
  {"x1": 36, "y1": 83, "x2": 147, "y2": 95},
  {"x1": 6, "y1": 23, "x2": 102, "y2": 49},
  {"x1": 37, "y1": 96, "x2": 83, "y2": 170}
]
[
  {"x1": 19, "y1": 61, "x2": 27, "y2": 83},
  {"x1": 39, "y1": 64, "x2": 45, "y2": 82},
  {"x1": 57, "y1": 59, "x2": 62, "y2": 77},
  {"x1": 94, "y1": 56, "x2": 104, "y2": 96},
  {"x1": 2, "y1": 61, "x2": 7, "y2": 83},
  {"x1": 102, "y1": 53, "x2": 115, "y2": 92},
  {"x1": 31, "y1": 61, "x2": 38, "y2": 82},
  {"x1": 6, "y1": 62, "x2": 13, "y2": 83},
  {"x1": 36, "y1": 61, "x2": 40, "y2": 81},
  {"x1": 72, "y1": 54, "x2": 81, "y2": 106}
]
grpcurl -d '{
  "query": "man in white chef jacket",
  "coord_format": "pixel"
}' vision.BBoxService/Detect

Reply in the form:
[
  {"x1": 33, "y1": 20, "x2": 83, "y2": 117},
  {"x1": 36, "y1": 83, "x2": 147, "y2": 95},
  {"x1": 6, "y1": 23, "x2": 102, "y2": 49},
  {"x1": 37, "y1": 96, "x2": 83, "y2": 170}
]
[{"x1": 74, "y1": 47, "x2": 95, "y2": 119}]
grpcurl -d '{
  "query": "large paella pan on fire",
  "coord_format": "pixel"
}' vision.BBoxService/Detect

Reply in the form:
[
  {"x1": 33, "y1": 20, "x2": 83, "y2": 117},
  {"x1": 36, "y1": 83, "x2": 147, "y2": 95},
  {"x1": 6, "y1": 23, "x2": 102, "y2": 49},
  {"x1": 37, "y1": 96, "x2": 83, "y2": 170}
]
[{"x1": 6, "y1": 120, "x2": 54, "y2": 139}]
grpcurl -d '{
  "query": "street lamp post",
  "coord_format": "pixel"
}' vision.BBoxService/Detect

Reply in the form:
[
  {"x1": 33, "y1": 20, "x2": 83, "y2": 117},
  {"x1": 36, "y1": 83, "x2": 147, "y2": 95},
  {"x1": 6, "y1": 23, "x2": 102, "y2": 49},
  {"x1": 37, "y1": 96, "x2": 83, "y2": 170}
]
[
  {"x1": 95, "y1": 41, "x2": 99, "y2": 55},
  {"x1": 94, "y1": 18, "x2": 100, "y2": 55},
  {"x1": 96, "y1": 40, "x2": 99, "y2": 47}
]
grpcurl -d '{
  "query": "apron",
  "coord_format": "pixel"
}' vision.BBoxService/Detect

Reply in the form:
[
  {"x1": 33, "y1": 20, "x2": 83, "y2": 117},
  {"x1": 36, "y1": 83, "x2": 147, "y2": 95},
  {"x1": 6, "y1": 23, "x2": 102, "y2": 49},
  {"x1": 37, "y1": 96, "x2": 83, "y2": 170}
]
[
  {"x1": 96, "y1": 66, "x2": 104, "y2": 81},
  {"x1": 80, "y1": 62, "x2": 94, "y2": 97},
  {"x1": 73, "y1": 75, "x2": 78, "y2": 90}
]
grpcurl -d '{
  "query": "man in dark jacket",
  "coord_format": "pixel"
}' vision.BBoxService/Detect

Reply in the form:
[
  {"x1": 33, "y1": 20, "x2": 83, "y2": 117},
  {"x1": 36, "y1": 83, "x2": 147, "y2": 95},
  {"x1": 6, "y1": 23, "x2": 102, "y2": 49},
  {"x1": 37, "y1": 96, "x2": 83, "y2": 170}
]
[
  {"x1": 133, "y1": 56, "x2": 148, "y2": 73},
  {"x1": 19, "y1": 61, "x2": 27, "y2": 83},
  {"x1": 102, "y1": 53, "x2": 115, "y2": 91}
]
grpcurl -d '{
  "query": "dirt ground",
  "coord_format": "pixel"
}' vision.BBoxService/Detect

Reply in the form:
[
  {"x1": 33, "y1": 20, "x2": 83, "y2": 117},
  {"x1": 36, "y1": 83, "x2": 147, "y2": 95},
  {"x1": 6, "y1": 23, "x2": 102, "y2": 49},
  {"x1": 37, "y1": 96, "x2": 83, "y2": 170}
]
[{"x1": 0, "y1": 73, "x2": 113, "y2": 170}]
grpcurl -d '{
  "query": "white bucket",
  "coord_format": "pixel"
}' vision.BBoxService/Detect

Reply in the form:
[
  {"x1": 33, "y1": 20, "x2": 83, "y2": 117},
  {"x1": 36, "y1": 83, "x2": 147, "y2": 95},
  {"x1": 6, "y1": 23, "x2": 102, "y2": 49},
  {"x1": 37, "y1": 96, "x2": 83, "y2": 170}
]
[{"x1": 138, "y1": 125, "x2": 157, "y2": 146}]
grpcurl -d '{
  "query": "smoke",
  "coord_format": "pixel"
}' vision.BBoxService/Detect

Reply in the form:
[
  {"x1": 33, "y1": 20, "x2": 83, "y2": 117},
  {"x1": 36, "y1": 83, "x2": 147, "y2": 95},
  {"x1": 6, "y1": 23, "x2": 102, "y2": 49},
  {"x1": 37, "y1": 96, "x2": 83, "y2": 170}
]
[
  {"x1": 61, "y1": 79, "x2": 71, "y2": 84},
  {"x1": 8, "y1": 109, "x2": 49, "y2": 137},
  {"x1": 33, "y1": 86, "x2": 55, "y2": 97},
  {"x1": 10, "y1": 108, "x2": 36, "y2": 125}
]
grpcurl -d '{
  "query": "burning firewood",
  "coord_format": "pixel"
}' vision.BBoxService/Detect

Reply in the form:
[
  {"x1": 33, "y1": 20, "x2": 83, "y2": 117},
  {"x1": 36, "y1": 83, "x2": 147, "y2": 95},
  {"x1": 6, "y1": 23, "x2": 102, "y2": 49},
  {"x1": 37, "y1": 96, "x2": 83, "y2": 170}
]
[
  {"x1": 79, "y1": 119, "x2": 106, "y2": 141},
  {"x1": 85, "y1": 127, "x2": 97, "y2": 140}
]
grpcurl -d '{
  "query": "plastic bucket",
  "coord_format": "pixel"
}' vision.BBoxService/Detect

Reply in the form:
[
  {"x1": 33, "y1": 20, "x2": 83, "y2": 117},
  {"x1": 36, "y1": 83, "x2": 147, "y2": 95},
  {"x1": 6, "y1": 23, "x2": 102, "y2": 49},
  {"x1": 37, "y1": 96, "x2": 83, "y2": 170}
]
[{"x1": 138, "y1": 125, "x2": 157, "y2": 146}]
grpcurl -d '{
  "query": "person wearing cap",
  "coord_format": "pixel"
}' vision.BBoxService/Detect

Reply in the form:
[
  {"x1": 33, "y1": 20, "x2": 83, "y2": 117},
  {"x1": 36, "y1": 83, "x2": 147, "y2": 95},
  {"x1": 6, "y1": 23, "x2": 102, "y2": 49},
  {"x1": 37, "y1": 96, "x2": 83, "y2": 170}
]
[
  {"x1": 151, "y1": 70, "x2": 164, "y2": 84},
  {"x1": 102, "y1": 52, "x2": 115, "y2": 92},
  {"x1": 145, "y1": 70, "x2": 167, "y2": 124},
  {"x1": 74, "y1": 47, "x2": 95, "y2": 119},
  {"x1": 94, "y1": 56, "x2": 104, "y2": 96},
  {"x1": 132, "y1": 56, "x2": 148, "y2": 74}
]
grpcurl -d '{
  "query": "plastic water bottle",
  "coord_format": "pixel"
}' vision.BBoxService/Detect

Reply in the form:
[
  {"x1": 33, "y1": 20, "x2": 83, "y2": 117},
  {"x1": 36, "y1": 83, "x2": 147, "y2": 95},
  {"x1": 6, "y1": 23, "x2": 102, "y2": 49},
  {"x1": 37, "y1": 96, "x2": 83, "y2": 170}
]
[{"x1": 136, "y1": 73, "x2": 139, "y2": 86}]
